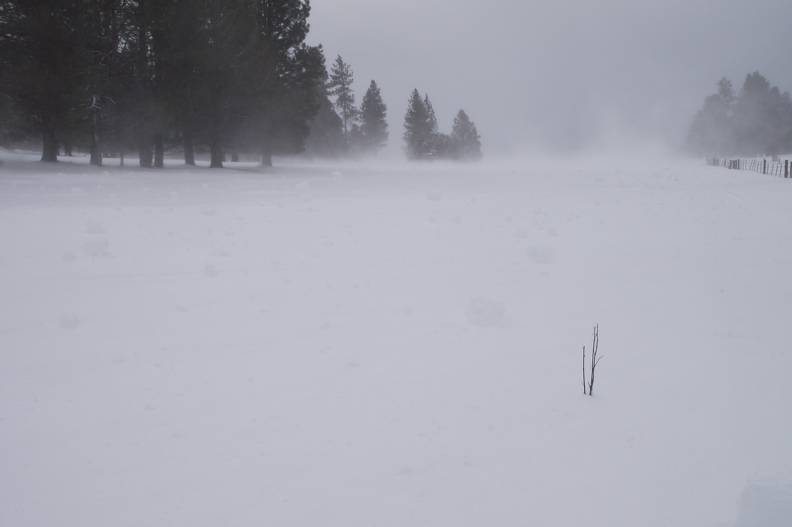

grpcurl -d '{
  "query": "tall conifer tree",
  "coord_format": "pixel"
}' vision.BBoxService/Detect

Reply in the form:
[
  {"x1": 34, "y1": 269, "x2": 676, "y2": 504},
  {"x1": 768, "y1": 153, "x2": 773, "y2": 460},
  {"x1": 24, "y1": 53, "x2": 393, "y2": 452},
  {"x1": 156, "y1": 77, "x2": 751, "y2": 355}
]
[
  {"x1": 360, "y1": 80, "x2": 388, "y2": 152},
  {"x1": 404, "y1": 89, "x2": 432, "y2": 159},
  {"x1": 451, "y1": 109, "x2": 482, "y2": 160},
  {"x1": 327, "y1": 55, "x2": 356, "y2": 138}
]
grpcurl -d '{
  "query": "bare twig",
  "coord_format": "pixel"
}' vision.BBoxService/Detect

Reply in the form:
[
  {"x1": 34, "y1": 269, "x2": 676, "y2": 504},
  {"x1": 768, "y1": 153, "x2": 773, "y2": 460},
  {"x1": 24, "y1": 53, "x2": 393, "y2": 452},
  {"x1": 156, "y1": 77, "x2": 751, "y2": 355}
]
[
  {"x1": 588, "y1": 325, "x2": 602, "y2": 396},
  {"x1": 582, "y1": 345, "x2": 587, "y2": 395}
]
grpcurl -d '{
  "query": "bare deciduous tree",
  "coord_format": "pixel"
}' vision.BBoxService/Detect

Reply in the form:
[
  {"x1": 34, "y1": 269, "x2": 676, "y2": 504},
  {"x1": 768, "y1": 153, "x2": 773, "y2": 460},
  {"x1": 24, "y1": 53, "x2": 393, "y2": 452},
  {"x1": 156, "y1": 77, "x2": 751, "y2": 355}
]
[{"x1": 582, "y1": 325, "x2": 602, "y2": 396}]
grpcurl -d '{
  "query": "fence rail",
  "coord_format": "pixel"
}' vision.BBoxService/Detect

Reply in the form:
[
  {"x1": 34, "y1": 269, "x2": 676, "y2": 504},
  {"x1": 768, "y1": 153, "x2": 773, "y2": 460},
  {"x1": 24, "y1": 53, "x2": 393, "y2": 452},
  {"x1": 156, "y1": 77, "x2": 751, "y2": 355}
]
[{"x1": 708, "y1": 157, "x2": 791, "y2": 178}]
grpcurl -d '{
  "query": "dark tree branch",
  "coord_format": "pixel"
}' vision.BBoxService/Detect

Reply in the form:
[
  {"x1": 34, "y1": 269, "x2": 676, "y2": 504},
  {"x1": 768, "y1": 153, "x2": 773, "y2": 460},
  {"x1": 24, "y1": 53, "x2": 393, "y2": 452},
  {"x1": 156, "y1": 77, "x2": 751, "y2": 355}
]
[
  {"x1": 582, "y1": 345, "x2": 587, "y2": 395},
  {"x1": 588, "y1": 325, "x2": 601, "y2": 396}
]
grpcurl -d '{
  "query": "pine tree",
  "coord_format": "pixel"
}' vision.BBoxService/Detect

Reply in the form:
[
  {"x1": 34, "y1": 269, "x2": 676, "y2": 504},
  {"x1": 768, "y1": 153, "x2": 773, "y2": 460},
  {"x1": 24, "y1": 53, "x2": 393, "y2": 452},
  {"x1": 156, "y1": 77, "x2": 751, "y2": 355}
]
[
  {"x1": 0, "y1": 1, "x2": 86, "y2": 161},
  {"x1": 252, "y1": 43, "x2": 326, "y2": 166},
  {"x1": 732, "y1": 72, "x2": 791, "y2": 156},
  {"x1": 403, "y1": 89, "x2": 433, "y2": 159},
  {"x1": 77, "y1": 0, "x2": 136, "y2": 167},
  {"x1": 424, "y1": 94, "x2": 438, "y2": 134},
  {"x1": 306, "y1": 93, "x2": 346, "y2": 157},
  {"x1": 686, "y1": 79, "x2": 735, "y2": 156},
  {"x1": 359, "y1": 80, "x2": 388, "y2": 152},
  {"x1": 248, "y1": 0, "x2": 315, "y2": 167},
  {"x1": 304, "y1": 46, "x2": 345, "y2": 158},
  {"x1": 451, "y1": 110, "x2": 482, "y2": 161},
  {"x1": 717, "y1": 78, "x2": 735, "y2": 105},
  {"x1": 327, "y1": 55, "x2": 357, "y2": 139},
  {"x1": 687, "y1": 72, "x2": 792, "y2": 157}
]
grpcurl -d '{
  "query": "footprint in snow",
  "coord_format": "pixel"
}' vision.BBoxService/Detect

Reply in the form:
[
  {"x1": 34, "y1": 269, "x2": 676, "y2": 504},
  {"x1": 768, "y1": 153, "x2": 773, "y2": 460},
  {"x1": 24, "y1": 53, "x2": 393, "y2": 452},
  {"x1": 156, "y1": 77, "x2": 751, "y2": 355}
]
[
  {"x1": 82, "y1": 239, "x2": 112, "y2": 259},
  {"x1": 83, "y1": 220, "x2": 105, "y2": 234},
  {"x1": 466, "y1": 297, "x2": 509, "y2": 328},
  {"x1": 524, "y1": 246, "x2": 555, "y2": 265},
  {"x1": 59, "y1": 315, "x2": 82, "y2": 331}
]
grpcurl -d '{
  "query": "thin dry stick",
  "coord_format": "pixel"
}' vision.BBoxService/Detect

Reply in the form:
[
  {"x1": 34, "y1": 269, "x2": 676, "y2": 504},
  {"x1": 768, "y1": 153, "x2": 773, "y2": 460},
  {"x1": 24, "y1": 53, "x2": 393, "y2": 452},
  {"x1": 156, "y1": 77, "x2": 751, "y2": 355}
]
[
  {"x1": 588, "y1": 325, "x2": 603, "y2": 396},
  {"x1": 582, "y1": 345, "x2": 587, "y2": 395}
]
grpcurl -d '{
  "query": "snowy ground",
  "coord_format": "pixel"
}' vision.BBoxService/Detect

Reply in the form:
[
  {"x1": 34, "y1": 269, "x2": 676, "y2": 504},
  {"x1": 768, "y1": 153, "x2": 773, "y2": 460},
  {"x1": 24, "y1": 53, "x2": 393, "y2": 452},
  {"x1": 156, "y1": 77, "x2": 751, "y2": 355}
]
[{"x1": 1, "y1": 153, "x2": 791, "y2": 527}]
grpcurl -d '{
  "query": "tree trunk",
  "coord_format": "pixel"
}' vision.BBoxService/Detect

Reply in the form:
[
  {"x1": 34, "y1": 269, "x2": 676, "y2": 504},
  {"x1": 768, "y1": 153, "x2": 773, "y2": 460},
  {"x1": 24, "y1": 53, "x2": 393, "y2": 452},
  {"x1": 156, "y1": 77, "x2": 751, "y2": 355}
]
[
  {"x1": 89, "y1": 101, "x2": 102, "y2": 166},
  {"x1": 89, "y1": 144, "x2": 102, "y2": 166},
  {"x1": 210, "y1": 140, "x2": 224, "y2": 169},
  {"x1": 154, "y1": 134, "x2": 164, "y2": 168},
  {"x1": 261, "y1": 144, "x2": 273, "y2": 168},
  {"x1": 139, "y1": 138, "x2": 153, "y2": 168},
  {"x1": 183, "y1": 131, "x2": 195, "y2": 166},
  {"x1": 41, "y1": 126, "x2": 58, "y2": 162}
]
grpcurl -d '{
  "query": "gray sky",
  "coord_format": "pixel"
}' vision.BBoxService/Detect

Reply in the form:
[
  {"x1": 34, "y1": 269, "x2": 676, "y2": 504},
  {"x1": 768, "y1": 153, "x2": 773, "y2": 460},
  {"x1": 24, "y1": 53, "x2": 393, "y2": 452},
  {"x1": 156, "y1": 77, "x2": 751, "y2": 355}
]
[{"x1": 308, "y1": 0, "x2": 792, "y2": 155}]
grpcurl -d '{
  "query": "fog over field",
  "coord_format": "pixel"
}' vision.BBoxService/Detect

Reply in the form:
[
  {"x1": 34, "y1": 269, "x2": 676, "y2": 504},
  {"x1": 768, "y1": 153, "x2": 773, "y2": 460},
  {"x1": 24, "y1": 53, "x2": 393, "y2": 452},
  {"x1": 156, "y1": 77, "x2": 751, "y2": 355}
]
[
  {"x1": 2, "y1": 2, "x2": 792, "y2": 527},
  {"x1": 311, "y1": 0, "x2": 792, "y2": 154}
]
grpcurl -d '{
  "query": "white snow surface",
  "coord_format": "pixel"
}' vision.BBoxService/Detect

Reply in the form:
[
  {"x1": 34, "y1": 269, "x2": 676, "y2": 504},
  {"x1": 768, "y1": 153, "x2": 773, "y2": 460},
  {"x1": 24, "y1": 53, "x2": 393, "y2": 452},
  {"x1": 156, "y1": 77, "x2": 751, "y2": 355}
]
[{"x1": 1, "y1": 154, "x2": 791, "y2": 527}]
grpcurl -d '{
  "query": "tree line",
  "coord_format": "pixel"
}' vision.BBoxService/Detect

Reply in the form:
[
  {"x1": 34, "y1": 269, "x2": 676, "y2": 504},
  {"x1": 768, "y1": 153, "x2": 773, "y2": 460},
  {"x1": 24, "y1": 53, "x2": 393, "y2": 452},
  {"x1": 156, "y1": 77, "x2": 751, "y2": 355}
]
[
  {"x1": 305, "y1": 55, "x2": 389, "y2": 158},
  {"x1": 0, "y1": 1, "x2": 481, "y2": 166},
  {"x1": 403, "y1": 89, "x2": 481, "y2": 161},
  {"x1": 687, "y1": 71, "x2": 792, "y2": 157},
  {"x1": 308, "y1": 59, "x2": 483, "y2": 161},
  {"x1": 0, "y1": 1, "x2": 386, "y2": 168},
  {"x1": 0, "y1": 0, "x2": 333, "y2": 168}
]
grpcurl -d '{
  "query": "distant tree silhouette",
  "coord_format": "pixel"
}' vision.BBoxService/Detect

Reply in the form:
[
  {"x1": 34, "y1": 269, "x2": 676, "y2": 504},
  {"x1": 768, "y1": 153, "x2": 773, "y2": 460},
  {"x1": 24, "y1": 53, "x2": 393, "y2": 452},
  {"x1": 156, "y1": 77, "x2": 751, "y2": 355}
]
[
  {"x1": 328, "y1": 55, "x2": 357, "y2": 140},
  {"x1": 306, "y1": 94, "x2": 346, "y2": 158},
  {"x1": 424, "y1": 94, "x2": 438, "y2": 134},
  {"x1": 404, "y1": 89, "x2": 434, "y2": 159},
  {"x1": 451, "y1": 110, "x2": 482, "y2": 160},
  {"x1": 404, "y1": 90, "x2": 483, "y2": 161},
  {"x1": 359, "y1": 80, "x2": 388, "y2": 152},
  {"x1": 687, "y1": 72, "x2": 792, "y2": 157}
]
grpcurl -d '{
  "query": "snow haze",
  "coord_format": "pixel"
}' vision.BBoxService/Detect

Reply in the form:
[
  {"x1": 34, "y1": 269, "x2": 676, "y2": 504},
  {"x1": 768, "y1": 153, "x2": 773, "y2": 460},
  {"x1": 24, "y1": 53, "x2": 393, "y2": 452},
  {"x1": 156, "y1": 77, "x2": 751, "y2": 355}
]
[{"x1": 310, "y1": 0, "x2": 792, "y2": 154}]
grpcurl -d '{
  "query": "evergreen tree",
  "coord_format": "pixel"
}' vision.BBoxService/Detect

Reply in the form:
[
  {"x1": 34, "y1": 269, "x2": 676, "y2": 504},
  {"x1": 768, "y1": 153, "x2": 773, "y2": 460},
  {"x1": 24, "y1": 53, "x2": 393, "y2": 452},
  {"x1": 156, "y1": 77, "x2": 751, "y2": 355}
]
[
  {"x1": 306, "y1": 93, "x2": 345, "y2": 157},
  {"x1": 359, "y1": 80, "x2": 388, "y2": 152},
  {"x1": 327, "y1": 55, "x2": 356, "y2": 138},
  {"x1": 0, "y1": 1, "x2": 85, "y2": 161},
  {"x1": 250, "y1": 43, "x2": 326, "y2": 167},
  {"x1": 304, "y1": 46, "x2": 345, "y2": 158},
  {"x1": 451, "y1": 109, "x2": 482, "y2": 160},
  {"x1": 717, "y1": 78, "x2": 735, "y2": 105},
  {"x1": 733, "y1": 72, "x2": 792, "y2": 156},
  {"x1": 247, "y1": 0, "x2": 316, "y2": 167},
  {"x1": 78, "y1": 0, "x2": 135, "y2": 166},
  {"x1": 687, "y1": 72, "x2": 792, "y2": 157},
  {"x1": 686, "y1": 79, "x2": 735, "y2": 156},
  {"x1": 154, "y1": 0, "x2": 207, "y2": 167},
  {"x1": 403, "y1": 89, "x2": 433, "y2": 159},
  {"x1": 424, "y1": 94, "x2": 438, "y2": 134},
  {"x1": 122, "y1": 0, "x2": 175, "y2": 167}
]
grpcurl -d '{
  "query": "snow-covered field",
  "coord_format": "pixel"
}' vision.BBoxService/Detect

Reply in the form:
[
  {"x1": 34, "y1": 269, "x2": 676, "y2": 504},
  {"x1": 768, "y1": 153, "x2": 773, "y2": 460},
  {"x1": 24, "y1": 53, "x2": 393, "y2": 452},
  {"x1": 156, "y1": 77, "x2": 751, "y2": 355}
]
[{"x1": 1, "y1": 153, "x2": 791, "y2": 527}]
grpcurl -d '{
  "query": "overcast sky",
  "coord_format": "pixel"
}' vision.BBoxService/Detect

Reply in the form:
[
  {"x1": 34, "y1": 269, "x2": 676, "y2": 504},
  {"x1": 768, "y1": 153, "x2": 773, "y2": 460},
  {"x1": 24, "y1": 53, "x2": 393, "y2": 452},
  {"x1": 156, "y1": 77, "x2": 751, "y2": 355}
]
[{"x1": 308, "y1": 0, "x2": 792, "y2": 155}]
